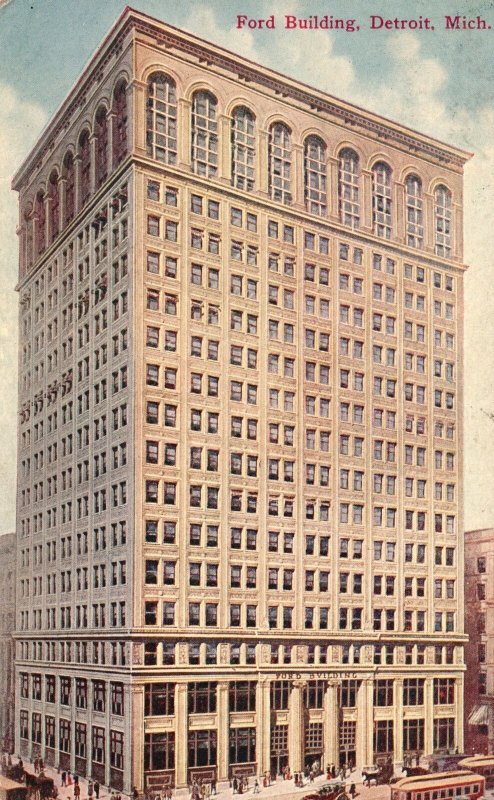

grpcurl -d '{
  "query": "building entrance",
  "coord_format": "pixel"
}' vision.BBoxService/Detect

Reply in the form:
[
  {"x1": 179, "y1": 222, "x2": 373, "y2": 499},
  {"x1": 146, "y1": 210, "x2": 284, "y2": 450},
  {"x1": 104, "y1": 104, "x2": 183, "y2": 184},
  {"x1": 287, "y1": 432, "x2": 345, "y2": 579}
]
[
  {"x1": 270, "y1": 754, "x2": 289, "y2": 778},
  {"x1": 304, "y1": 752, "x2": 323, "y2": 774}
]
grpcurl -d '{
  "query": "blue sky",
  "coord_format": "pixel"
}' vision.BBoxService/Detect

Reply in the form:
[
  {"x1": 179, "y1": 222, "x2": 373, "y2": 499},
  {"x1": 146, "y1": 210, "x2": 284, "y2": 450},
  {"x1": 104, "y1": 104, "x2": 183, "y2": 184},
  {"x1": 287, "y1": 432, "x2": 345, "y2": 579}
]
[
  {"x1": 0, "y1": 0, "x2": 493, "y2": 532},
  {"x1": 0, "y1": 0, "x2": 492, "y2": 129}
]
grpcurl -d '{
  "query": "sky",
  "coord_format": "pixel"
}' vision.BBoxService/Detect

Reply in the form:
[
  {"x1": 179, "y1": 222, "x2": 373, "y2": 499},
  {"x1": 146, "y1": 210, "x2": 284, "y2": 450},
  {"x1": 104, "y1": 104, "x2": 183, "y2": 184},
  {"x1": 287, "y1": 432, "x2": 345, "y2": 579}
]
[{"x1": 0, "y1": 0, "x2": 493, "y2": 533}]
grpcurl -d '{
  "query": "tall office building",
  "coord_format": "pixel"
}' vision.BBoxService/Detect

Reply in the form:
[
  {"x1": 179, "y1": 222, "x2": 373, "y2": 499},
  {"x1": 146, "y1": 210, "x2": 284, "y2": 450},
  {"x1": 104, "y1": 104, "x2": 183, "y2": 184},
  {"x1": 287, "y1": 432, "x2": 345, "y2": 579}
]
[
  {"x1": 0, "y1": 532, "x2": 16, "y2": 752},
  {"x1": 464, "y1": 528, "x2": 494, "y2": 754},
  {"x1": 13, "y1": 7, "x2": 470, "y2": 792}
]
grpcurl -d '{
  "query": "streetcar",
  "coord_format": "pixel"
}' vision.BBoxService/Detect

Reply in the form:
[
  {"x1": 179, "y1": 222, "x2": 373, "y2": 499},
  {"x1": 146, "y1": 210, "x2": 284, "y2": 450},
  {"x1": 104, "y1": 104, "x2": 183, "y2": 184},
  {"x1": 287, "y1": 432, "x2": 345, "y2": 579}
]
[
  {"x1": 390, "y1": 770, "x2": 485, "y2": 800},
  {"x1": 459, "y1": 756, "x2": 494, "y2": 788}
]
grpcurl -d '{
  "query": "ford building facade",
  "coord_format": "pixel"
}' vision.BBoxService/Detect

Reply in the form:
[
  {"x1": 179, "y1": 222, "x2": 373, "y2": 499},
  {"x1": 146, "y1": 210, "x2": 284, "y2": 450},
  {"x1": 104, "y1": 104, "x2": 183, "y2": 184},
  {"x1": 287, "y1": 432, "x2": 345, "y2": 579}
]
[{"x1": 13, "y1": 7, "x2": 469, "y2": 793}]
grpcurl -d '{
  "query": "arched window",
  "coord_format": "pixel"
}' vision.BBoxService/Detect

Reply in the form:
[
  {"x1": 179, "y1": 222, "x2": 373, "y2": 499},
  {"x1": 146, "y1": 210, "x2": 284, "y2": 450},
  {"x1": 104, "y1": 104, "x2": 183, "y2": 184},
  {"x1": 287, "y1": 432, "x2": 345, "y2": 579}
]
[
  {"x1": 269, "y1": 123, "x2": 291, "y2": 205},
  {"x1": 231, "y1": 107, "x2": 255, "y2": 191},
  {"x1": 79, "y1": 130, "x2": 91, "y2": 208},
  {"x1": 339, "y1": 149, "x2": 360, "y2": 229},
  {"x1": 146, "y1": 73, "x2": 177, "y2": 164},
  {"x1": 63, "y1": 153, "x2": 75, "y2": 226},
  {"x1": 48, "y1": 171, "x2": 60, "y2": 243},
  {"x1": 112, "y1": 81, "x2": 128, "y2": 168},
  {"x1": 435, "y1": 185, "x2": 452, "y2": 257},
  {"x1": 35, "y1": 191, "x2": 46, "y2": 256},
  {"x1": 95, "y1": 107, "x2": 108, "y2": 189},
  {"x1": 191, "y1": 91, "x2": 218, "y2": 178},
  {"x1": 372, "y1": 161, "x2": 392, "y2": 238},
  {"x1": 405, "y1": 175, "x2": 423, "y2": 248},
  {"x1": 304, "y1": 136, "x2": 327, "y2": 215}
]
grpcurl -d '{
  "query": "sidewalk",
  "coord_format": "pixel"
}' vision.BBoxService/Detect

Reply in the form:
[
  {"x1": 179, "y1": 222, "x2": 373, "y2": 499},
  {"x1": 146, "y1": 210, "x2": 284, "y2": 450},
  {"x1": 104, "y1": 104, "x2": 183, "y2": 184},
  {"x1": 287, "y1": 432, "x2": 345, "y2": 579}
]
[
  {"x1": 8, "y1": 758, "x2": 114, "y2": 800},
  {"x1": 8, "y1": 758, "x2": 392, "y2": 800}
]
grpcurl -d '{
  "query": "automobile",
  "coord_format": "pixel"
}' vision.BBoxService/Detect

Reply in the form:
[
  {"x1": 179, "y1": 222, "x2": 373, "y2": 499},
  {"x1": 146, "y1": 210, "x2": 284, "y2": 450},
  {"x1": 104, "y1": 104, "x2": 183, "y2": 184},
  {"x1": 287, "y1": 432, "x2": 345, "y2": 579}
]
[{"x1": 303, "y1": 781, "x2": 349, "y2": 800}]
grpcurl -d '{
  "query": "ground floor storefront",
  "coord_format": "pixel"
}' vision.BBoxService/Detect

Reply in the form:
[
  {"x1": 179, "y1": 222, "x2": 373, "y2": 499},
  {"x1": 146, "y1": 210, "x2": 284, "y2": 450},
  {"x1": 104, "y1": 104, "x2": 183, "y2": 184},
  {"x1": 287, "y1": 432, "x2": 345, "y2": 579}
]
[{"x1": 15, "y1": 669, "x2": 464, "y2": 793}]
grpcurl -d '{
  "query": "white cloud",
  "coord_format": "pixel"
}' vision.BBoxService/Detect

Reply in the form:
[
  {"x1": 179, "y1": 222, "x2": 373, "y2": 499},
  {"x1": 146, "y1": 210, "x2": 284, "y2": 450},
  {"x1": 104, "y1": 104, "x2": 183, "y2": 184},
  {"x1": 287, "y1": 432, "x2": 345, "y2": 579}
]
[
  {"x1": 180, "y1": 5, "x2": 260, "y2": 62},
  {"x1": 0, "y1": 82, "x2": 47, "y2": 534}
]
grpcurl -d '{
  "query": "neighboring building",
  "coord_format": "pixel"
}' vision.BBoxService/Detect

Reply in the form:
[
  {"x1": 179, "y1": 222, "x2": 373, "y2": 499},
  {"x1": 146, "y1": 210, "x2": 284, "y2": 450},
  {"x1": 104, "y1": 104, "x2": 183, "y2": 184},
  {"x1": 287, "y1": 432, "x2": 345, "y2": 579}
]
[
  {"x1": 12, "y1": 7, "x2": 470, "y2": 792},
  {"x1": 0, "y1": 532, "x2": 16, "y2": 752},
  {"x1": 464, "y1": 528, "x2": 494, "y2": 754}
]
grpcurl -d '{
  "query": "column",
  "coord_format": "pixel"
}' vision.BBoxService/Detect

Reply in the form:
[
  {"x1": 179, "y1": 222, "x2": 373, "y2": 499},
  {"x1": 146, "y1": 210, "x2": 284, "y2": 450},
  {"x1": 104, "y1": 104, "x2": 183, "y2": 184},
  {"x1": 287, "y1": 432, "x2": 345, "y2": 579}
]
[
  {"x1": 74, "y1": 155, "x2": 81, "y2": 217},
  {"x1": 361, "y1": 169, "x2": 373, "y2": 231},
  {"x1": 132, "y1": 80, "x2": 147, "y2": 154},
  {"x1": 58, "y1": 177, "x2": 67, "y2": 233},
  {"x1": 89, "y1": 134, "x2": 97, "y2": 196},
  {"x1": 131, "y1": 685, "x2": 145, "y2": 792},
  {"x1": 69, "y1": 677, "x2": 77, "y2": 774},
  {"x1": 424, "y1": 193, "x2": 434, "y2": 250},
  {"x1": 323, "y1": 681, "x2": 339, "y2": 769},
  {"x1": 218, "y1": 115, "x2": 231, "y2": 183},
  {"x1": 216, "y1": 682, "x2": 230, "y2": 782},
  {"x1": 256, "y1": 679, "x2": 271, "y2": 776},
  {"x1": 257, "y1": 130, "x2": 269, "y2": 196},
  {"x1": 454, "y1": 203, "x2": 463, "y2": 258},
  {"x1": 292, "y1": 143, "x2": 305, "y2": 210},
  {"x1": 455, "y1": 673, "x2": 465, "y2": 753},
  {"x1": 45, "y1": 195, "x2": 53, "y2": 248},
  {"x1": 356, "y1": 679, "x2": 374, "y2": 768},
  {"x1": 178, "y1": 98, "x2": 192, "y2": 168},
  {"x1": 122, "y1": 684, "x2": 133, "y2": 794},
  {"x1": 393, "y1": 679, "x2": 404, "y2": 772},
  {"x1": 107, "y1": 111, "x2": 116, "y2": 172},
  {"x1": 395, "y1": 182, "x2": 405, "y2": 243},
  {"x1": 175, "y1": 684, "x2": 188, "y2": 788},
  {"x1": 105, "y1": 683, "x2": 111, "y2": 788},
  {"x1": 424, "y1": 677, "x2": 434, "y2": 756},
  {"x1": 328, "y1": 156, "x2": 339, "y2": 222},
  {"x1": 288, "y1": 680, "x2": 306, "y2": 773}
]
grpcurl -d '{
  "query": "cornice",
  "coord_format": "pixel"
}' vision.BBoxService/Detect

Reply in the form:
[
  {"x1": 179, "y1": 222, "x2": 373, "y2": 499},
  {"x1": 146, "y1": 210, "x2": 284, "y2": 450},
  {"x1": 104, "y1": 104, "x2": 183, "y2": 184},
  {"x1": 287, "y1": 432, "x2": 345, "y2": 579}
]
[
  {"x1": 129, "y1": 16, "x2": 470, "y2": 169},
  {"x1": 13, "y1": 7, "x2": 472, "y2": 192}
]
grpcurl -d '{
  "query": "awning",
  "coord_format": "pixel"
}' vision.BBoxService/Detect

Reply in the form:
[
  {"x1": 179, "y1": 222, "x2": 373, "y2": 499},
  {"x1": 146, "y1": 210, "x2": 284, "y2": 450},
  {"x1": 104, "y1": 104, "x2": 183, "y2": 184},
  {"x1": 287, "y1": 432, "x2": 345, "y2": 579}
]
[{"x1": 468, "y1": 704, "x2": 490, "y2": 726}]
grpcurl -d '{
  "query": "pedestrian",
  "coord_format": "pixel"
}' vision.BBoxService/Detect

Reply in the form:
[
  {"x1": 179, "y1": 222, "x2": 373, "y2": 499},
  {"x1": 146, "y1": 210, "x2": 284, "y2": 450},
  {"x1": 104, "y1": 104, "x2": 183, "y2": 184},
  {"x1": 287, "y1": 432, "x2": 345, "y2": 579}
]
[
  {"x1": 133, "y1": 789, "x2": 139, "y2": 800},
  {"x1": 94, "y1": 782, "x2": 100, "y2": 800},
  {"x1": 350, "y1": 785, "x2": 357, "y2": 798},
  {"x1": 74, "y1": 784, "x2": 80, "y2": 800},
  {"x1": 88, "y1": 781, "x2": 94, "y2": 799},
  {"x1": 232, "y1": 777, "x2": 238, "y2": 794},
  {"x1": 61, "y1": 772, "x2": 67, "y2": 787}
]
